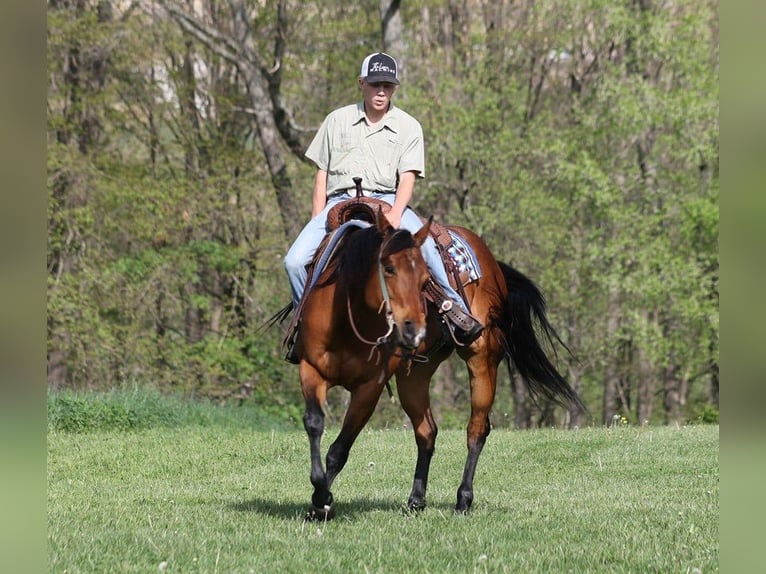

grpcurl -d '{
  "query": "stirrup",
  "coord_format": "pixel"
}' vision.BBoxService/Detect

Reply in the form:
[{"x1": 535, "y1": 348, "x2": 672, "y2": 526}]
[{"x1": 437, "y1": 300, "x2": 484, "y2": 345}]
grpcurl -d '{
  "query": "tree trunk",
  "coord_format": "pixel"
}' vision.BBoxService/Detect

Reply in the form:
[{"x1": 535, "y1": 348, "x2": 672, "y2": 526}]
[
  {"x1": 663, "y1": 362, "x2": 683, "y2": 425},
  {"x1": 602, "y1": 288, "x2": 621, "y2": 425},
  {"x1": 709, "y1": 347, "x2": 719, "y2": 408},
  {"x1": 47, "y1": 346, "x2": 69, "y2": 390},
  {"x1": 179, "y1": 39, "x2": 201, "y2": 176},
  {"x1": 635, "y1": 350, "x2": 654, "y2": 425},
  {"x1": 511, "y1": 372, "x2": 532, "y2": 429},
  {"x1": 707, "y1": 281, "x2": 719, "y2": 408},
  {"x1": 183, "y1": 282, "x2": 204, "y2": 344},
  {"x1": 567, "y1": 364, "x2": 584, "y2": 428},
  {"x1": 431, "y1": 358, "x2": 459, "y2": 415},
  {"x1": 537, "y1": 400, "x2": 557, "y2": 428},
  {"x1": 379, "y1": 0, "x2": 405, "y2": 73},
  {"x1": 635, "y1": 310, "x2": 654, "y2": 425},
  {"x1": 158, "y1": 0, "x2": 305, "y2": 239}
]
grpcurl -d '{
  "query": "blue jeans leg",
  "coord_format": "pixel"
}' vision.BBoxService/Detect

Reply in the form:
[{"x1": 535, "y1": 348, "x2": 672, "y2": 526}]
[{"x1": 283, "y1": 195, "x2": 348, "y2": 308}]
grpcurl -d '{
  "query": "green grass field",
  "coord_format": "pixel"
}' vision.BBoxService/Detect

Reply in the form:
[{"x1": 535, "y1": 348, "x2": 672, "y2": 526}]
[{"x1": 48, "y1": 411, "x2": 718, "y2": 573}]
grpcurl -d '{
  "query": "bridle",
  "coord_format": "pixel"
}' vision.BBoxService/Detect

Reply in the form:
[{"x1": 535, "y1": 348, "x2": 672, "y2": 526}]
[
  {"x1": 345, "y1": 260, "x2": 395, "y2": 349},
  {"x1": 345, "y1": 238, "x2": 428, "y2": 388}
]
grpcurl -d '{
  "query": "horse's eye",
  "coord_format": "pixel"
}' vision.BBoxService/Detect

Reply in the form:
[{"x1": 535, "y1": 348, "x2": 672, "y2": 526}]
[{"x1": 384, "y1": 265, "x2": 395, "y2": 275}]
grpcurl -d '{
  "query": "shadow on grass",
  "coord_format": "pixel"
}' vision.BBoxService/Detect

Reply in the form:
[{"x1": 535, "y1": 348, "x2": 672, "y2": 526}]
[{"x1": 230, "y1": 496, "x2": 456, "y2": 520}]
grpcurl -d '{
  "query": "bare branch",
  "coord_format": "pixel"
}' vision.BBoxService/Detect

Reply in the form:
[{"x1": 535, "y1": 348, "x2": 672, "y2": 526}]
[{"x1": 156, "y1": 0, "x2": 242, "y2": 64}]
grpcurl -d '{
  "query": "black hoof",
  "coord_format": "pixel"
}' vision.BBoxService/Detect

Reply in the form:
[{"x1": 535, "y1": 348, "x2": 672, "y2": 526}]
[
  {"x1": 453, "y1": 505, "x2": 471, "y2": 515},
  {"x1": 305, "y1": 503, "x2": 336, "y2": 521},
  {"x1": 406, "y1": 498, "x2": 426, "y2": 513}
]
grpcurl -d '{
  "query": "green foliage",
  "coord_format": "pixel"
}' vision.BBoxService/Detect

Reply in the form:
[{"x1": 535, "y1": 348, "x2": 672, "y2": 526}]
[
  {"x1": 47, "y1": 387, "x2": 300, "y2": 433},
  {"x1": 48, "y1": 389, "x2": 170, "y2": 433},
  {"x1": 47, "y1": 0, "x2": 718, "y2": 426},
  {"x1": 690, "y1": 403, "x2": 719, "y2": 425}
]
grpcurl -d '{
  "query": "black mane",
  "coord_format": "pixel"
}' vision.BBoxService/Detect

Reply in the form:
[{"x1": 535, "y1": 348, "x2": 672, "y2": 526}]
[{"x1": 320, "y1": 226, "x2": 417, "y2": 290}]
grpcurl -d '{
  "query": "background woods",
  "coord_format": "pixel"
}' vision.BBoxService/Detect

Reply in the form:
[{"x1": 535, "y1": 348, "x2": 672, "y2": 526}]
[{"x1": 47, "y1": 0, "x2": 718, "y2": 427}]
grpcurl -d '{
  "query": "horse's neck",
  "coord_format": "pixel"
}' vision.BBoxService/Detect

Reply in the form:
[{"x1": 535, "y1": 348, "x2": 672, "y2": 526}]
[{"x1": 308, "y1": 220, "x2": 372, "y2": 293}]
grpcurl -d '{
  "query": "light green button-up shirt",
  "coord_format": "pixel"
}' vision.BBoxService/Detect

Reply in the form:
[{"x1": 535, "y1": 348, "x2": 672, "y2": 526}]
[{"x1": 305, "y1": 101, "x2": 425, "y2": 197}]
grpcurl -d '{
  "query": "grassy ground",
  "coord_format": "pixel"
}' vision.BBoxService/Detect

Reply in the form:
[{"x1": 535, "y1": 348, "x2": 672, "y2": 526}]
[{"x1": 48, "y1": 421, "x2": 718, "y2": 573}]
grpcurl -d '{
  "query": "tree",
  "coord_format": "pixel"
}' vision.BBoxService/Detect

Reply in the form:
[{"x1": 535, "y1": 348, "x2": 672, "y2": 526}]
[
  {"x1": 46, "y1": 0, "x2": 718, "y2": 428},
  {"x1": 48, "y1": 0, "x2": 116, "y2": 388},
  {"x1": 156, "y1": 0, "x2": 307, "y2": 239}
]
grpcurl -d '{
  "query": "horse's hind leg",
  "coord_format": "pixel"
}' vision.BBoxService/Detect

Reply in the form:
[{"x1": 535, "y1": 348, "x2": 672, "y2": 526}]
[
  {"x1": 455, "y1": 357, "x2": 498, "y2": 513},
  {"x1": 397, "y1": 371, "x2": 438, "y2": 511}
]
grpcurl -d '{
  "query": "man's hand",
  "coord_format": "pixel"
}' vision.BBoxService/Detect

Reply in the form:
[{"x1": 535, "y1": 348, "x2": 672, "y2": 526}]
[{"x1": 385, "y1": 210, "x2": 402, "y2": 229}]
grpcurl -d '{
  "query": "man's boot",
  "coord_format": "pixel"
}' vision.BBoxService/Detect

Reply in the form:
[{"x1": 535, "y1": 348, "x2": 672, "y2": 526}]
[
  {"x1": 426, "y1": 279, "x2": 484, "y2": 345},
  {"x1": 284, "y1": 324, "x2": 301, "y2": 364},
  {"x1": 284, "y1": 343, "x2": 300, "y2": 364},
  {"x1": 438, "y1": 299, "x2": 484, "y2": 345}
]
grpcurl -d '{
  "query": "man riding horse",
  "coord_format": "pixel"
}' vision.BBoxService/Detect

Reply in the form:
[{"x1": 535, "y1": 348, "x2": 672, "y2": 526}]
[{"x1": 283, "y1": 52, "x2": 483, "y2": 364}]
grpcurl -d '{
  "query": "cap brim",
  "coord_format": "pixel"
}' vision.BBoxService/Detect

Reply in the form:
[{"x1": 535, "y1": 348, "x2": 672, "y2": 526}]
[{"x1": 364, "y1": 75, "x2": 400, "y2": 85}]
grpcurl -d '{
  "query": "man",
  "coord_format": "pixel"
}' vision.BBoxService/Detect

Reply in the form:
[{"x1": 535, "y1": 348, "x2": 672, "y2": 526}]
[{"x1": 283, "y1": 52, "x2": 482, "y2": 363}]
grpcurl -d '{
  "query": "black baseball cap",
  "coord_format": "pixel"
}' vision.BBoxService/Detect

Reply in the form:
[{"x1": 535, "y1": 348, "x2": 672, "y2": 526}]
[{"x1": 360, "y1": 52, "x2": 400, "y2": 85}]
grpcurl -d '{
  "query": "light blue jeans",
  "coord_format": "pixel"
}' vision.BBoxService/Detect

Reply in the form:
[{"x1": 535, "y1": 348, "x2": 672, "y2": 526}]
[{"x1": 284, "y1": 193, "x2": 469, "y2": 313}]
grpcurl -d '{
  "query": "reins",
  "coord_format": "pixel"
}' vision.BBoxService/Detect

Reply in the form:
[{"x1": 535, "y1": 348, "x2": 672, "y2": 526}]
[
  {"x1": 376, "y1": 258, "x2": 396, "y2": 337},
  {"x1": 345, "y1": 279, "x2": 394, "y2": 350}
]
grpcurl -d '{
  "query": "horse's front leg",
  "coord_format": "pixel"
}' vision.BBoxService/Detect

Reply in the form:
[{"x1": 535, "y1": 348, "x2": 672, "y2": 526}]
[
  {"x1": 325, "y1": 381, "x2": 385, "y2": 488},
  {"x1": 397, "y1": 372, "x2": 438, "y2": 511},
  {"x1": 455, "y1": 360, "x2": 497, "y2": 513},
  {"x1": 406, "y1": 411, "x2": 438, "y2": 511},
  {"x1": 306, "y1": 379, "x2": 384, "y2": 520},
  {"x1": 303, "y1": 400, "x2": 335, "y2": 520},
  {"x1": 301, "y1": 370, "x2": 334, "y2": 520}
]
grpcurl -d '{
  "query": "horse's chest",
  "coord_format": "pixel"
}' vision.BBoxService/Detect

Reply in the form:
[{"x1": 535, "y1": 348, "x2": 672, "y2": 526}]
[{"x1": 321, "y1": 352, "x2": 394, "y2": 389}]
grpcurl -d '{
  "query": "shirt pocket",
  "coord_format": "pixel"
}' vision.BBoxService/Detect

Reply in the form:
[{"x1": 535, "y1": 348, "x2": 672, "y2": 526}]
[
  {"x1": 332, "y1": 130, "x2": 355, "y2": 153},
  {"x1": 329, "y1": 131, "x2": 361, "y2": 176},
  {"x1": 378, "y1": 135, "x2": 402, "y2": 171}
]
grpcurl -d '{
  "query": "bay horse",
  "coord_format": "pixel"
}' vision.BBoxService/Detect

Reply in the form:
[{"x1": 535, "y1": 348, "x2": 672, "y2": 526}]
[{"x1": 273, "y1": 206, "x2": 585, "y2": 520}]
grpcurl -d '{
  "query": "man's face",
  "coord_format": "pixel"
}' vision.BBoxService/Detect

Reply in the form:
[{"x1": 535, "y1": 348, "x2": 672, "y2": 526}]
[{"x1": 359, "y1": 79, "x2": 398, "y2": 114}]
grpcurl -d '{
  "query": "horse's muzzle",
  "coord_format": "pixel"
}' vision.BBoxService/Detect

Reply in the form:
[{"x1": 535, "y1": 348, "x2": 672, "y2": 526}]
[{"x1": 398, "y1": 320, "x2": 426, "y2": 350}]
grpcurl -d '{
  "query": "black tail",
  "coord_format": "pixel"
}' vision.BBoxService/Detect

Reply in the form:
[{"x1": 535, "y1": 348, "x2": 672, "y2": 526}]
[{"x1": 496, "y1": 261, "x2": 587, "y2": 415}]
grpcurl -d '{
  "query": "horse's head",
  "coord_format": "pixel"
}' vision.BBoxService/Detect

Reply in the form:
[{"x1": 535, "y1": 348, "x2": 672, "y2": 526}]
[{"x1": 372, "y1": 208, "x2": 432, "y2": 350}]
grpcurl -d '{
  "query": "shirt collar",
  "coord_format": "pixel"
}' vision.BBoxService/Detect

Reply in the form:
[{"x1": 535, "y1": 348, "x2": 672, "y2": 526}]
[{"x1": 353, "y1": 101, "x2": 399, "y2": 133}]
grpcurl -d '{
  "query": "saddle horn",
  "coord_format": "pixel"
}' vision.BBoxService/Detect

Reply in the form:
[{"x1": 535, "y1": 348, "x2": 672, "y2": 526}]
[{"x1": 353, "y1": 176, "x2": 364, "y2": 198}]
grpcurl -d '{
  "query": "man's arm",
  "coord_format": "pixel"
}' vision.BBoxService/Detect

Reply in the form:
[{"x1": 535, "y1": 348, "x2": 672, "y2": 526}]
[
  {"x1": 312, "y1": 169, "x2": 328, "y2": 218},
  {"x1": 386, "y1": 170, "x2": 417, "y2": 229}
]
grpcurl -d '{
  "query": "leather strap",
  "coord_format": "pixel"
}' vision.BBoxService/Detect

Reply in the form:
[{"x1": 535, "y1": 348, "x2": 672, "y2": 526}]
[{"x1": 424, "y1": 279, "x2": 476, "y2": 330}]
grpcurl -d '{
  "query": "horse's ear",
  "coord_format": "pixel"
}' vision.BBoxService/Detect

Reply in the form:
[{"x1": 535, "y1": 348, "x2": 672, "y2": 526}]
[
  {"x1": 376, "y1": 206, "x2": 393, "y2": 234},
  {"x1": 413, "y1": 216, "x2": 433, "y2": 247}
]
